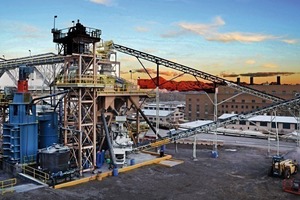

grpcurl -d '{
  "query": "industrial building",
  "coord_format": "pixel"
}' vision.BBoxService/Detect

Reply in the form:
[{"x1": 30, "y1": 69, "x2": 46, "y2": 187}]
[
  {"x1": 0, "y1": 19, "x2": 299, "y2": 190},
  {"x1": 217, "y1": 113, "x2": 299, "y2": 136},
  {"x1": 185, "y1": 83, "x2": 300, "y2": 121},
  {"x1": 141, "y1": 102, "x2": 185, "y2": 128}
]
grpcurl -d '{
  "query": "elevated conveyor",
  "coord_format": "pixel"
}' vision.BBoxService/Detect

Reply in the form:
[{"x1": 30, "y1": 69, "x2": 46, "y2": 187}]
[
  {"x1": 0, "y1": 53, "x2": 64, "y2": 70},
  {"x1": 112, "y1": 44, "x2": 284, "y2": 103},
  {"x1": 0, "y1": 53, "x2": 64, "y2": 86},
  {"x1": 112, "y1": 43, "x2": 299, "y2": 150},
  {"x1": 134, "y1": 96, "x2": 300, "y2": 151}
]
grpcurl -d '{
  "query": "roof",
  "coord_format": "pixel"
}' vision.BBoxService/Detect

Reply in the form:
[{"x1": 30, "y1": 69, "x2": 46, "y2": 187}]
[
  {"x1": 248, "y1": 115, "x2": 299, "y2": 123},
  {"x1": 179, "y1": 120, "x2": 213, "y2": 129},
  {"x1": 218, "y1": 113, "x2": 237, "y2": 120},
  {"x1": 219, "y1": 114, "x2": 299, "y2": 124},
  {"x1": 142, "y1": 109, "x2": 174, "y2": 117}
]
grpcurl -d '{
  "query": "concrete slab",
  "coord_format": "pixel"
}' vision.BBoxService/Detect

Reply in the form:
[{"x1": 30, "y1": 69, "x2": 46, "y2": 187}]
[
  {"x1": 19, "y1": 173, "x2": 48, "y2": 186},
  {"x1": 14, "y1": 183, "x2": 46, "y2": 193},
  {"x1": 158, "y1": 159, "x2": 184, "y2": 167},
  {"x1": 54, "y1": 152, "x2": 172, "y2": 189}
]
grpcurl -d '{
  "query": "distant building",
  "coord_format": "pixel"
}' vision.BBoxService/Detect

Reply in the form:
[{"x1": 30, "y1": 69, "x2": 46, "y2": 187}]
[
  {"x1": 218, "y1": 114, "x2": 299, "y2": 136},
  {"x1": 185, "y1": 83, "x2": 300, "y2": 121},
  {"x1": 141, "y1": 102, "x2": 185, "y2": 128}
]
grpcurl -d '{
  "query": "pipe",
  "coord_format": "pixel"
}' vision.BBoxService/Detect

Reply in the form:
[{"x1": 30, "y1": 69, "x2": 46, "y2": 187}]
[
  {"x1": 31, "y1": 89, "x2": 69, "y2": 104},
  {"x1": 101, "y1": 113, "x2": 117, "y2": 168}
]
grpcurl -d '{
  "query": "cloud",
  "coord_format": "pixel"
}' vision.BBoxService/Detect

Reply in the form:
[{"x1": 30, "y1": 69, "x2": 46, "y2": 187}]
[
  {"x1": 89, "y1": 0, "x2": 113, "y2": 6},
  {"x1": 161, "y1": 16, "x2": 223, "y2": 38},
  {"x1": 245, "y1": 59, "x2": 256, "y2": 65},
  {"x1": 135, "y1": 26, "x2": 149, "y2": 33},
  {"x1": 220, "y1": 72, "x2": 239, "y2": 78},
  {"x1": 206, "y1": 32, "x2": 277, "y2": 43},
  {"x1": 281, "y1": 39, "x2": 298, "y2": 44},
  {"x1": 221, "y1": 71, "x2": 295, "y2": 78},
  {"x1": 130, "y1": 68, "x2": 181, "y2": 77},
  {"x1": 261, "y1": 63, "x2": 279, "y2": 69},
  {"x1": 178, "y1": 16, "x2": 224, "y2": 35},
  {"x1": 239, "y1": 72, "x2": 295, "y2": 77},
  {"x1": 163, "y1": 16, "x2": 296, "y2": 44}
]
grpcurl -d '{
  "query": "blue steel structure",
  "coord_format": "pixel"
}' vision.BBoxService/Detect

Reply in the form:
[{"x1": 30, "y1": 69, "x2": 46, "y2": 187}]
[
  {"x1": 2, "y1": 65, "x2": 38, "y2": 164},
  {"x1": 38, "y1": 112, "x2": 59, "y2": 149}
]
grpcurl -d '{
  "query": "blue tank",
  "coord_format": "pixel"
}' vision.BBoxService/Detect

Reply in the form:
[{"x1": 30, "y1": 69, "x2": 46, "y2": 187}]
[{"x1": 38, "y1": 112, "x2": 59, "y2": 149}]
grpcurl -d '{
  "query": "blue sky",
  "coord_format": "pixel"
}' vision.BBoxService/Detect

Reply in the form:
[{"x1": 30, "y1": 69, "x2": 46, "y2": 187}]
[{"x1": 1, "y1": 0, "x2": 300, "y2": 84}]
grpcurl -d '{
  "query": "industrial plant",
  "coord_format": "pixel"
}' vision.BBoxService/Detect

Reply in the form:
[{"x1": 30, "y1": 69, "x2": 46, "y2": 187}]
[{"x1": 0, "y1": 19, "x2": 300, "y2": 197}]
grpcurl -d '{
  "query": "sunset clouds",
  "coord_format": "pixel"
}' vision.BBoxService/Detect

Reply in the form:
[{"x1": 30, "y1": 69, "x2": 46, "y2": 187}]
[
  {"x1": 162, "y1": 16, "x2": 297, "y2": 44},
  {"x1": 221, "y1": 71, "x2": 295, "y2": 78}
]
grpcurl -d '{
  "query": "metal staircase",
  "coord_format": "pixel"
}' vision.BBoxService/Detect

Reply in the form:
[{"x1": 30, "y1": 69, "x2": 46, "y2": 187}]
[{"x1": 113, "y1": 43, "x2": 284, "y2": 103}]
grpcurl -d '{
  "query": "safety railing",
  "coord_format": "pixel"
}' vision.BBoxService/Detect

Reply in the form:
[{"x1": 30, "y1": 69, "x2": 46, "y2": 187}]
[
  {"x1": 0, "y1": 178, "x2": 16, "y2": 195},
  {"x1": 56, "y1": 74, "x2": 146, "y2": 93},
  {"x1": 56, "y1": 74, "x2": 107, "y2": 85},
  {"x1": 22, "y1": 165, "x2": 49, "y2": 183}
]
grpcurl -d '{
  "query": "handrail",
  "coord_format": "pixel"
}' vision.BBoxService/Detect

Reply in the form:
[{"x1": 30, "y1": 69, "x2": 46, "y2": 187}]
[
  {"x1": 22, "y1": 165, "x2": 49, "y2": 183},
  {"x1": 0, "y1": 178, "x2": 16, "y2": 195}
]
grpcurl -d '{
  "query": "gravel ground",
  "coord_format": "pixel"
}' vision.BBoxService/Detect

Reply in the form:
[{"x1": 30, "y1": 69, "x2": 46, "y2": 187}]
[{"x1": 1, "y1": 144, "x2": 300, "y2": 200}]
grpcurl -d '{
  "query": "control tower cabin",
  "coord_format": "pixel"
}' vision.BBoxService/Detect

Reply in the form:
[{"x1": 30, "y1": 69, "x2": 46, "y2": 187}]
[{"x1": 51, "y1": 20, "x2": 101, "y2": 55}]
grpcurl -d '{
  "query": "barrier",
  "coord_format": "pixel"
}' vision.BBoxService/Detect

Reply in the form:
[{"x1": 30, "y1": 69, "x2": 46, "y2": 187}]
[
  {"x1": 22, "y1": 165, "x2": 49, "y2": 183},
  {"x1": 0, "y1": 178, "x2": 16, "y2": 195}
]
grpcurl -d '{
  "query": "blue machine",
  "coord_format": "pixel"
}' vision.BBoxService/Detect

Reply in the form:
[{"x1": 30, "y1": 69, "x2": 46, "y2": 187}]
[
  {"x1": 38, "y1": 112, "x2": 59, "y2": 149},
  {"x1": 2, "y1": 93, "x2": 38, "y2": 164},
  {"x1": 2, "y1": 65, "x2": 38, "y2": 164}
]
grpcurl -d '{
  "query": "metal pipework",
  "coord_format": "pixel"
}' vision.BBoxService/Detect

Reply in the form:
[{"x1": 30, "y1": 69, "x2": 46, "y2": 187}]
[{"x1": 101, "y1": 113, "x2": 117, "y2": 168}]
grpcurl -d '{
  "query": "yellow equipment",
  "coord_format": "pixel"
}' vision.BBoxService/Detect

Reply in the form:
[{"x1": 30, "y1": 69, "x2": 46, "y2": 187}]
[{"x1": 268, "y1": 156, "x2": 298, "y2": 179}]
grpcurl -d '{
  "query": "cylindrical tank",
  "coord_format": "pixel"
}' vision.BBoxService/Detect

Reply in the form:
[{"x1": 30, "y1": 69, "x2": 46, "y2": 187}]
[
  {"x1": 38, "y1": 112, "x2": 58, "y2": 149},
  {"x1": 39, "y1": 144, "x2": 70, "y2": 173}
]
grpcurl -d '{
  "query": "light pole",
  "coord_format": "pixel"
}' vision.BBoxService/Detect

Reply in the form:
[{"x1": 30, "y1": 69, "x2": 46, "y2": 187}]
[
  {"x1": 199, "y1": 90, "x2": 244, "y2": 157},
  {"x1": 129, "y1": 70, "x2": 133, "y2": 80},
  {"x1": 53, "y1": 15, "x2": 57, "y2": 29},
  {"x1": 213, "y1": 88, "x2": 218, "y2": 154}
]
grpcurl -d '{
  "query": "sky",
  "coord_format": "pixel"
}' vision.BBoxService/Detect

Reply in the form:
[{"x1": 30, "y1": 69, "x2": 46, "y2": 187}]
[{"x1": 1, "y1": 0, "x2": 300, "y2": 85}]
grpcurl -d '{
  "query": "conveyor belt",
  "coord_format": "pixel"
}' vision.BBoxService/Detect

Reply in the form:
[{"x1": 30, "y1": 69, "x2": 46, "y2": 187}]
[
  {"x1": 0, "y1": 53, "x2": 64, "y2": 70},
  {"x1": 113, "y1": 43, "x2": 284, "y2": 103},
  {"x1": 134, "y1": 95, "x2": 300, "y2": 151}
]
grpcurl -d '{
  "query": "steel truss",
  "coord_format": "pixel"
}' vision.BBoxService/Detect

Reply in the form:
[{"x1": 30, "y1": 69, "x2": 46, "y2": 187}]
[
  {"x1": 56, "y1": 48, "x2": 149, "y2": 174},
  {"x1": 0, "y1": 53, "x2": 64, "y2": 88},
  {"x1": 110, "y1": 44, "x2": 300, "y2": 150},
  {"x1": 59, "y1": 53, "x2": 98, "y2": 174},
  {"x1": 112, "y1": 44, "x2": 283, "y2": 103},
  {"x1": 135, "y1": 96, "x2": 300, "y2": 151}
]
